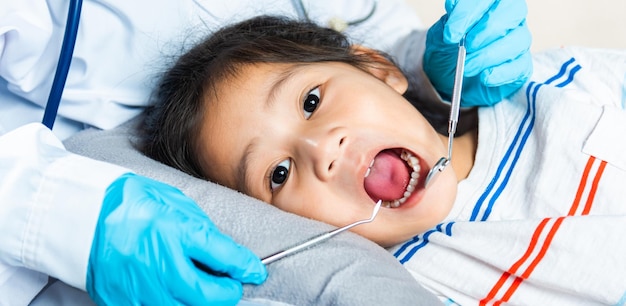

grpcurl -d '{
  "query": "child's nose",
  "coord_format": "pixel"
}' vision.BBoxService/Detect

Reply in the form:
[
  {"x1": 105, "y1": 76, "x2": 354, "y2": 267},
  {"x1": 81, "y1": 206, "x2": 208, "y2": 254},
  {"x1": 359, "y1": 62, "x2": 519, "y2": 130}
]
[{"x1": 297, "y1": 127, "x2": 347, "y2": 181}]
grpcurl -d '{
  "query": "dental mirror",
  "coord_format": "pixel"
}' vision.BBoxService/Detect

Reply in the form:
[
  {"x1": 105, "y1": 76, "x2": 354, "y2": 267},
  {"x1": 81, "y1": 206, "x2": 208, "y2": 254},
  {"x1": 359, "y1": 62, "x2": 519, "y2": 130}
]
[
  {"x1": 424, "y1": 36, "x2": 466, "y2": 188},
  {"x1": 261, "y1": 200, "x2": 382, "y2": 265}
]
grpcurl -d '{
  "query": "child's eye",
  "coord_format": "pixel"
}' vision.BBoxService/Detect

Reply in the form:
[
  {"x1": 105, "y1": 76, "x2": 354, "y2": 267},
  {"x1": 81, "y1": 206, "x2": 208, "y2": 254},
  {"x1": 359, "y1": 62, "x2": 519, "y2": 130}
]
[
  {"x1": 303, "y1": 87, "x2": 321, "y2": 119},
  {"x1": 270, "y1": 159, "x2": 291, "y2": 191}
]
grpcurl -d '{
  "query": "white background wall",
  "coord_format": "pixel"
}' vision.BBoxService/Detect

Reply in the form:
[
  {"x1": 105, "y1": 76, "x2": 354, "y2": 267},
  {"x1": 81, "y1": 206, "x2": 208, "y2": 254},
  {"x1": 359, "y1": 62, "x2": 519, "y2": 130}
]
[{"x1": 405, "y1": 0, "x2": 626, "y2": 52}]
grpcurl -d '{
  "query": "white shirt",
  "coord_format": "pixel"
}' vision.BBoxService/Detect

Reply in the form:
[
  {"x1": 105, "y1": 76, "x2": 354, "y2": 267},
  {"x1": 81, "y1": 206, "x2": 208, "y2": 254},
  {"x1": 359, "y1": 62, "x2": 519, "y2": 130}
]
[
  {"x1": 0, "y1": 124, "x2": 129, "y2": 305},
  {"x1": 0, "y1": 1, "x2": 428, "y2": 304}
]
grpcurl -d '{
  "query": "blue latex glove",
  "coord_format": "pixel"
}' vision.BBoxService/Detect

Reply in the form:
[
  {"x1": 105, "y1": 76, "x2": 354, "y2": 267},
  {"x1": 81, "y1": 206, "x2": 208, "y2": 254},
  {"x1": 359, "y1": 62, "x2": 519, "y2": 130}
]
[
  {"x1": 423, "y1": 0, "x2": 533, "y2": 106},
  {"x1": 86, "y1": 173, "x2": 267, "y2": 306}
]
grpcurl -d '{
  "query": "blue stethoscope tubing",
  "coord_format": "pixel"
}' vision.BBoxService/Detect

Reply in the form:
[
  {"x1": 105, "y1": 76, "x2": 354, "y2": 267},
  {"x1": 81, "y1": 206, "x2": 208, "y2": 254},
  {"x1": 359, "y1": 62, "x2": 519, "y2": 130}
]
[{"x1": 42, "y1": 0, "x2": 83, "y2": 129}]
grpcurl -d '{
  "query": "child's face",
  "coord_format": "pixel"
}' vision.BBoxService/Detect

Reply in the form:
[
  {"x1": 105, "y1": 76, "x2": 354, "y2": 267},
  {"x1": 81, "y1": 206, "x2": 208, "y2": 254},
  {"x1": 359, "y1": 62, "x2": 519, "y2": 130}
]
[{"x1": 197, "y1": 60, "x2": 458, "y2": 247}]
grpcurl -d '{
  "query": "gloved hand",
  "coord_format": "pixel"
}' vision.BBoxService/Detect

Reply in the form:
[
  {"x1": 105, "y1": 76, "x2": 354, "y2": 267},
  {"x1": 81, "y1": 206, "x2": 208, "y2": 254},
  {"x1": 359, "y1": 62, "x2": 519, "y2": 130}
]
[
  {"x1": 86, "y1": 173, "x2": 267, "y2": 306},
  {"x1": 423, "y1": 0, "x2": 533, "y2": 106}
]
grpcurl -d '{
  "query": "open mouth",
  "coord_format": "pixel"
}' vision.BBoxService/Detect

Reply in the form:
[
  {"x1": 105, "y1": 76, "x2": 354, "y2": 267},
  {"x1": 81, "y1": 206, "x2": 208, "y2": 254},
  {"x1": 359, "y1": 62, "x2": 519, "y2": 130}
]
[{"x1": 363, "y1": 148, "x2": 426, "y2": 208}]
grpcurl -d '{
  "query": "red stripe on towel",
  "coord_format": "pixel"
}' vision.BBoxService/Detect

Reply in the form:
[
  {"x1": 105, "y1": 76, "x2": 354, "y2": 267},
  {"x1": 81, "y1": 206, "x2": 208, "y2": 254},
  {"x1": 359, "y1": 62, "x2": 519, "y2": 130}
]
[{"x1": 480, "y1": 156, "x2": 606, "y2": 305}]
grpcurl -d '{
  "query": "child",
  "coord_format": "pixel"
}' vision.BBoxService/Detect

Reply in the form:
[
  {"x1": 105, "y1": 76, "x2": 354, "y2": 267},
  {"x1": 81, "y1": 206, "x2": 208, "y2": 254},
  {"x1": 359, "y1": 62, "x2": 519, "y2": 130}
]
[{"x1": 139, "y1": 16, "x2": 626, "y2": 305}]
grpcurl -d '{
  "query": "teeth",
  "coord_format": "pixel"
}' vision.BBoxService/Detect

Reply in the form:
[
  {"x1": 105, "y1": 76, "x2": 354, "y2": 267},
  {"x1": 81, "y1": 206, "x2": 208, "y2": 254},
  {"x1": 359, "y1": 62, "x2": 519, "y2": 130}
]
[
  {"x1": 364, "y1": 159, "x2": 375, "y2": 178},
  {"x1": 381, "y1": 150, "x2": 421, "y2": 208}
]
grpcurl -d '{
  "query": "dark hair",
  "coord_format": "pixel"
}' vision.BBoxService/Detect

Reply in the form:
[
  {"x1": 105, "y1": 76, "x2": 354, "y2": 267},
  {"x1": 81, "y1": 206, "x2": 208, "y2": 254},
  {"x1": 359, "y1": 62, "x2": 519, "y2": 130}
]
[{"x1": 138, "y1": 15, "x2": 475, "y2": 179}]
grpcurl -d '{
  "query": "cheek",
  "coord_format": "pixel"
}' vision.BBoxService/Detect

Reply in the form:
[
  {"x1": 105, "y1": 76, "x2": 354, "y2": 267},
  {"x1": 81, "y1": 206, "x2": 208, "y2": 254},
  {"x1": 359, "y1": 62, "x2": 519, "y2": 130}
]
[
  {"x1": 273, "y1": 186, "x2": 364, "y2": 228},
  {"x1": 373, "y1": 104, "x2": 433, "y2": 136},
  {"x1": 410, "y1": 169, "x2": 458, "y2": 230}
]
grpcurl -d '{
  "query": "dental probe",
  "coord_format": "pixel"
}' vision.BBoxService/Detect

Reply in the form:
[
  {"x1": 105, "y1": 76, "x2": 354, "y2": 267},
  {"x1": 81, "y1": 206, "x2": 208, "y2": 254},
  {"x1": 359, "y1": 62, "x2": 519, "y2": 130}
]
[
  {"x1": 447, "y1": 36, "x2": 466, "y2": 159},
  {"x1": 261, "y1": 200, "x2": 382, "y2": 265},
  {"x1": 424, "y1": 36, "x2": 466, "y2": 188}
]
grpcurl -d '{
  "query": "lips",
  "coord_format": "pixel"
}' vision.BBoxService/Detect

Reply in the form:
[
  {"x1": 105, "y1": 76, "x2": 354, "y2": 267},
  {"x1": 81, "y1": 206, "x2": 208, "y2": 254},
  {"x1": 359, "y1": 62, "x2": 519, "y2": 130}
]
[{"x1": 363, "y1": 148, "x2": 425, "y2": 208}]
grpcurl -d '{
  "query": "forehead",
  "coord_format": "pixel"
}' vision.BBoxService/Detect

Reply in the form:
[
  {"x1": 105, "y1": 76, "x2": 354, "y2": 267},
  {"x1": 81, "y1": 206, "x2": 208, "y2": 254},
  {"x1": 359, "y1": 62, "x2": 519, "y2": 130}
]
[{"x1": 196, "y1": 63, "x2": 298, "y2": 189}]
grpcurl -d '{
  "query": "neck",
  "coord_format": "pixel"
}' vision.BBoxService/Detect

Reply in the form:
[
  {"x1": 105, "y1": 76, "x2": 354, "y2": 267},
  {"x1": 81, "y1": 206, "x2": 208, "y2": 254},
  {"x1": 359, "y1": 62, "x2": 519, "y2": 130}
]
[{"x1": 437, "y1": 128, "x2": 477, "y2": 182}]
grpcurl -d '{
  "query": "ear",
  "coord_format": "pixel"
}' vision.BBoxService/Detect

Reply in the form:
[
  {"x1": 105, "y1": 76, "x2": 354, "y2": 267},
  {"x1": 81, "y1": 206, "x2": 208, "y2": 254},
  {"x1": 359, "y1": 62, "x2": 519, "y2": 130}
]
[{"x1": 351, "y1": 45, "x2": 408, "y2": 94}]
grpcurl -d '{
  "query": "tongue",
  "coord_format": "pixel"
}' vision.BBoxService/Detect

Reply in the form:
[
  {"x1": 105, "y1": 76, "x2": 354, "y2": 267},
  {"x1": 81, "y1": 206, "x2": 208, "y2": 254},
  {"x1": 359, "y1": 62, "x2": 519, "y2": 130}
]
[{"x1": 364, "y1": 150, "x2": 410, "y2": 201}]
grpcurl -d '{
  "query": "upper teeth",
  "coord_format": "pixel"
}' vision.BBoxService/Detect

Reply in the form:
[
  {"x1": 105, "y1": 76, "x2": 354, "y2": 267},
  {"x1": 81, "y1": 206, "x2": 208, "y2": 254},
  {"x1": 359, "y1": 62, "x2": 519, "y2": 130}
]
[
  {"x1": 365, "y1": 150, "x2": 421, "y2": 208},
  {"x1": 364, "y1": 159, "x2": 375, "y2": 178}
]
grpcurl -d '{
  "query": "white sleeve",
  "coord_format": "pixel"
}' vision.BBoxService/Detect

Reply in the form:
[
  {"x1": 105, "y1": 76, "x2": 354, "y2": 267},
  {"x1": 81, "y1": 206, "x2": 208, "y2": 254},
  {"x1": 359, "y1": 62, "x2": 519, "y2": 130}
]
[
  {"x1": 0, "y1": 124, "x2": 130, "y2": 304},
  {"x1": 0, "y1": 0, "x2": 198, "y2": 133}
]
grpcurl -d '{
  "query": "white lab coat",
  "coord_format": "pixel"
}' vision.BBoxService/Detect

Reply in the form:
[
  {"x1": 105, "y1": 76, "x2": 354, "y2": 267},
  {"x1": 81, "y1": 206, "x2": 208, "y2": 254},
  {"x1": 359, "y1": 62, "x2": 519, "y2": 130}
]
[{"x1": 0, "y1": 0, "x2": 429, "y2": 304}]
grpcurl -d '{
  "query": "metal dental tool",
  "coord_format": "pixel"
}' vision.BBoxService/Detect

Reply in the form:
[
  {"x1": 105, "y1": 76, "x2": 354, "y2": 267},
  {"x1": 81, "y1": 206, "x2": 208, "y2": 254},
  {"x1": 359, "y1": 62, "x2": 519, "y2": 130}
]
[
  {"x1": 261, "y1": 200, "x2": 382, "y2": 265},
  {"x1": 424, "y1": 36, "x2": 467, "y2": 188}
]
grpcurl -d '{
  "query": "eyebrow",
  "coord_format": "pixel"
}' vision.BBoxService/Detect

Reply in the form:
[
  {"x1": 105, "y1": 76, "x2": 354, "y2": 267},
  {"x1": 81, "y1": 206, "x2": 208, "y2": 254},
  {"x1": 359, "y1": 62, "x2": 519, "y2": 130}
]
[
  {"x1": 266, "y1": 64, "x2": 303, "y2": 109},
  {"x1": 237, "y1": 138, "x2": 259, "y2": 195}
]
